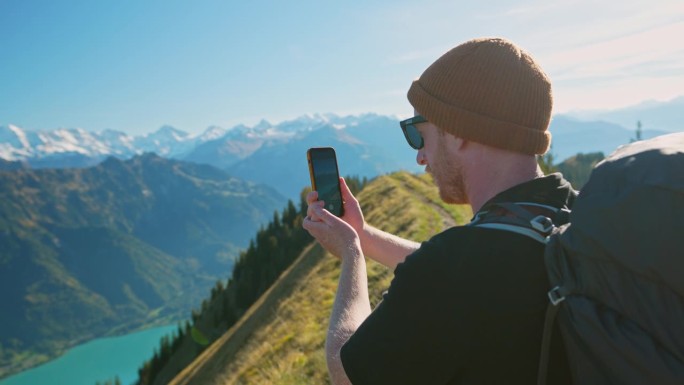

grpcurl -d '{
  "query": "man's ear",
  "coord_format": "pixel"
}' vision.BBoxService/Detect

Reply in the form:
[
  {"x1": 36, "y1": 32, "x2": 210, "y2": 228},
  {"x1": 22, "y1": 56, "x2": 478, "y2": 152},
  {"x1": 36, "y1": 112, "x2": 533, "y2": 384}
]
[
  {"x1": 447, "y1": 133, "x2": 467, "y2": 151},
  {"x1": 456, "y1": 137, "x2": 468, "y2": 150}
]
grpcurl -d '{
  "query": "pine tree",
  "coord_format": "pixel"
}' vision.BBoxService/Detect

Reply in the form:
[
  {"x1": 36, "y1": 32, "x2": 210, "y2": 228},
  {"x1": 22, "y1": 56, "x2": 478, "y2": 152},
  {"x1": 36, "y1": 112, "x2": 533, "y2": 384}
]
[
  {"x1": 538, "y1": 147, "x2": 558, "y2": 174},
  {"x1": 135, "y1": 190, "x2": 318, "y2": 385}
]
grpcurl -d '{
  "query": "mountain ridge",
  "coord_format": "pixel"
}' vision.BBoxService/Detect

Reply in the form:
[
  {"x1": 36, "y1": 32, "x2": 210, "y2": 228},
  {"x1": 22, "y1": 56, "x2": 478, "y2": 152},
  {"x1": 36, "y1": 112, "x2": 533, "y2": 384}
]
[
  {"x1": 550, "y1": 115, "x2": 668, "y2": 160},
  {"x1": 564, "y1": 95, "x2": 684, "y2": 133},
  {"x1": 3, "y1": 97, "x2": 681, "y2": 173},
  {"x1": 3, "y1": 102, "x2": 682, "y2": 201}
]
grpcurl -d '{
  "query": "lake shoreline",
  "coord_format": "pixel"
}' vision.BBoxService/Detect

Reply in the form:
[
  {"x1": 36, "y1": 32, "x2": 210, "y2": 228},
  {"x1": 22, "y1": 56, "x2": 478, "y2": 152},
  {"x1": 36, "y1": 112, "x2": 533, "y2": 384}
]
[{"x1": 0, "y1": 314, "x2": 185, "y2": 382}]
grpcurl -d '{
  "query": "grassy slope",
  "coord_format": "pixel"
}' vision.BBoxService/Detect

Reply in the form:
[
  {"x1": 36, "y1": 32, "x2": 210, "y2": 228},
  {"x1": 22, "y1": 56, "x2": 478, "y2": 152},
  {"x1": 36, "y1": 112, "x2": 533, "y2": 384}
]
[{"x1": 168, "y1": 172, "x2": 472, "y2": 385}]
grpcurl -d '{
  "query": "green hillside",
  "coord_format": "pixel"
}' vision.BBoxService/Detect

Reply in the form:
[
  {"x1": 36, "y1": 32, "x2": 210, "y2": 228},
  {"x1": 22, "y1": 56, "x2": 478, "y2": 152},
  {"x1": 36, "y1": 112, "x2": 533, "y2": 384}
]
[
  {"x1": 0, "y1": 154, "x2": 285, "y2": 378},
  {"x1": 556, "y1": 152, "x2": 605, "y2": 189},
  {"x1": 139, "y1": 172, "x2": 471, "y2": 385}
]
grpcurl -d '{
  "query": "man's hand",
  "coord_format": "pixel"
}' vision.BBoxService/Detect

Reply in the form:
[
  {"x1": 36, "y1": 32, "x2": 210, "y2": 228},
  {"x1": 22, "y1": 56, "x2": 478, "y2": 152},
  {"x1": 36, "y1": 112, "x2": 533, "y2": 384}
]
[
  {"x1": 303, "y1": 195, "x2": 361, "y2": 260},
  {"x1": 306, "y1": 177, "x2": 365, "y2": 234},
  {"x1": 306, "y1": 177, "x2": 420, "y2": 269}
]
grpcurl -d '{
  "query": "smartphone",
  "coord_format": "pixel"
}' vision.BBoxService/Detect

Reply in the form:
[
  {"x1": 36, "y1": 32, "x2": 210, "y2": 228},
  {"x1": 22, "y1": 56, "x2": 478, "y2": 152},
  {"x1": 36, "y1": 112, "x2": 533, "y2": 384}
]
[{"x1": 307, "y1": 147, "x2": 344, "y2": 217}]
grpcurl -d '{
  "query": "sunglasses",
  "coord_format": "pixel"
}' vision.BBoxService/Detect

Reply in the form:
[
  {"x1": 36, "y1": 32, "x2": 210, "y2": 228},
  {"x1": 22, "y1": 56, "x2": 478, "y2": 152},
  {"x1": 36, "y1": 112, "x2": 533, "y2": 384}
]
[{"x1": 400, "y1": 115, "x2": 427, "y2": 149}]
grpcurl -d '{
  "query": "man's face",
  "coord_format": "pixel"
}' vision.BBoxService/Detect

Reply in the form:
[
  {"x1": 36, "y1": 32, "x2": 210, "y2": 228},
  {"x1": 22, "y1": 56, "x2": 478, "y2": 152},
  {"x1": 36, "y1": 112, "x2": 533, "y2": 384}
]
[{"x1": 415, "y1": 120, "x2": 468, "y2": 204}]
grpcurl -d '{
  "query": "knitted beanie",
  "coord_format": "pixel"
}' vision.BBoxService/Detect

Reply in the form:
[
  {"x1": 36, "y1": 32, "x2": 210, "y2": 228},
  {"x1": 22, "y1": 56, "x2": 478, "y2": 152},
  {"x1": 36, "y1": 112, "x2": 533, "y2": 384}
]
[{"x1": 407, "y1": 37, "x2": 552, "y2": 155}]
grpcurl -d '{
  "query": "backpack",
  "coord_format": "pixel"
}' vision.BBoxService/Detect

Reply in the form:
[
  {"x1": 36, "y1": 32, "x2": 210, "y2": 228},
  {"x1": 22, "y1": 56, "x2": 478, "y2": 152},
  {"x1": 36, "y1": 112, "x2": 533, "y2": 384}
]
[{"x1": 471, "y1": 132, "x2": 684, "y2": 384}]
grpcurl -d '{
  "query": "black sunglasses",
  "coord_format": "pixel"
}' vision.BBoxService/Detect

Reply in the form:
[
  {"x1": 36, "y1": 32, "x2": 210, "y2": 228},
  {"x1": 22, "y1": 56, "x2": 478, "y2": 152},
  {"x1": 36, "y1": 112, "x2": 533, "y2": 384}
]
[{"x1": 400, "y1": 115, "x2": 427, "y2": 149}]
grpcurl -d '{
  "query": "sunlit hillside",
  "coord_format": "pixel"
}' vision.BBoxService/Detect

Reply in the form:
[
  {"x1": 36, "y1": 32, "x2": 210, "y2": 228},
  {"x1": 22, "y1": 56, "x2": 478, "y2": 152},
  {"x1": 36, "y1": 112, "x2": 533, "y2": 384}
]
[{"x1": 166, "y1": 171, "x2": 471, "y2": 384}]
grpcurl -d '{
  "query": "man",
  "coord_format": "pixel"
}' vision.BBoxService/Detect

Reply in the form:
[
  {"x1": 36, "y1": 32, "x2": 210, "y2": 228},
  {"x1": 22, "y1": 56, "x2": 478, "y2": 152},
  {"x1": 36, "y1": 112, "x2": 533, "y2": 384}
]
[{"x1": 303, "y1": 37, "x2": 575, "y2": 384}]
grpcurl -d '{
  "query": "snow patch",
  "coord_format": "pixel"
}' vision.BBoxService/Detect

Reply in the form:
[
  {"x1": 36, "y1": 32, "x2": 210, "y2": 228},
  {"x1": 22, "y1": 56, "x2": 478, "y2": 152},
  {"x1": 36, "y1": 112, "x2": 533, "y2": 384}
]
[{"x1": 8, "y1": 124, "x2": 31, "y2": 148}]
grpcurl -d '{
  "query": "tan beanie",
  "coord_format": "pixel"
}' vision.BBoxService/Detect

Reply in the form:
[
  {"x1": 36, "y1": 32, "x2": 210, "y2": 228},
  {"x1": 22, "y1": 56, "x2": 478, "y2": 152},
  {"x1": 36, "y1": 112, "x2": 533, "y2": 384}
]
[{"x1": 407, "y1": 37, "x2": 552, "y2": 155}]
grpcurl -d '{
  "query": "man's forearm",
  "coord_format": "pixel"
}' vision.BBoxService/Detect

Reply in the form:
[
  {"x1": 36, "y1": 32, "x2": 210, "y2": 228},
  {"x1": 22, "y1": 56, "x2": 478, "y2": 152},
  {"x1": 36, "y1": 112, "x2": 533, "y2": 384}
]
[
  {"x1": 326, "y1": 246, "x2": 372, "y2": 385},
  {"x1": 360, "y1": 224, "x2": 420, "y2": 270}
]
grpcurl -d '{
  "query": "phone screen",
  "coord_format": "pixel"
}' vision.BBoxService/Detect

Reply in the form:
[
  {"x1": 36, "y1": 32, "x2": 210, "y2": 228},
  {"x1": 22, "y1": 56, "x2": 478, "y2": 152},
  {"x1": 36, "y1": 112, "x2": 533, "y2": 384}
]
[{"x1": 307, "y1": 147, "x2": 344, "y2": 217}]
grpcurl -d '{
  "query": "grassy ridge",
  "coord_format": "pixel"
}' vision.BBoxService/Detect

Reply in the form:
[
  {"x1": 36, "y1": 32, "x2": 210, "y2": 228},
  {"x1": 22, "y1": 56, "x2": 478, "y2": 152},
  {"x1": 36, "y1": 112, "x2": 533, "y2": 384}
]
[{"x1": 169, "y1": 171, "x2": 471, "y2": 384}]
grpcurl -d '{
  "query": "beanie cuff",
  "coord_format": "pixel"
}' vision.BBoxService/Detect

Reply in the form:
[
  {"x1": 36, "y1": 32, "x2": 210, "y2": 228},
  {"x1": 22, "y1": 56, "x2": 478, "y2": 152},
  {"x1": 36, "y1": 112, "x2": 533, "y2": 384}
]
[{"x1": 408, "y1": 80, "x2": 551, "y2": 155}]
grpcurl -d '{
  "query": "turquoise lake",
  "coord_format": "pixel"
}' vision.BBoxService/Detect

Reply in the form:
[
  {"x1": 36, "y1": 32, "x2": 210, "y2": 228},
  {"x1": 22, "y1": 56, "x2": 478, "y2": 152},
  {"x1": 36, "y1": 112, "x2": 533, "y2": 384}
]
[{"x1": 0, "y1": 324, "x2": 178, "y2": 385}]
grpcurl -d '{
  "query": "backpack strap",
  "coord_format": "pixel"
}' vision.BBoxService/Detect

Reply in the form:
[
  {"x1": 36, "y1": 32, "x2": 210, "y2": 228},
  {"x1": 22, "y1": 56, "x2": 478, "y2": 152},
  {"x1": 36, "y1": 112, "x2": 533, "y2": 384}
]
[
  {"x1": 469, "y1": 202, "x2": 569, "y2": 244},
  {"x1": 469, "y1": 202, "x2": 572, "y2": 385},
  {"x1": 537, "y1": 286, "x2": 570, "y2": 385},
  {"x1": 537, "y1": 302, "x2": 560, "y2": 385}
]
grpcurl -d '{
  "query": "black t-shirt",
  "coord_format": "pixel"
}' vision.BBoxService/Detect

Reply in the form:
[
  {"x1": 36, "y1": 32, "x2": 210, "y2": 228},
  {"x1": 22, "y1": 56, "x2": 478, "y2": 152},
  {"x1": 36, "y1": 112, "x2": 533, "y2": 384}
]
[{"x1": 341, "y1": 174, "x2": 576, "y2": 385}]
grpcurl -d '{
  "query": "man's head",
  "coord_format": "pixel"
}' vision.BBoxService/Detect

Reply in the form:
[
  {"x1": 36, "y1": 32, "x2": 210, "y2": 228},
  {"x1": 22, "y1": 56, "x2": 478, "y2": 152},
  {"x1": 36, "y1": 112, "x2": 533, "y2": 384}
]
[
  {"x1": 403, "y1": 37, "x2": 552, "y2": 208},
  {"x1": 407, "y1": 37, "x2": 553, "y2": 155}
]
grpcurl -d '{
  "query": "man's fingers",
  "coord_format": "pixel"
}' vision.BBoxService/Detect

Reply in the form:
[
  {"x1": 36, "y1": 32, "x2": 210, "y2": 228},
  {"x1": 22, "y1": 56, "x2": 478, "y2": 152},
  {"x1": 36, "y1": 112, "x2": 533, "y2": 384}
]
[
  {"x1": 306, "y1": 190, "x2": 318, "y2": 204},
  {"x1": 307, "y1": 200, "x2": 325, "y2": 220},
  {"x1": 303, "y1": 207, "x2": 336, "y2": 236},
  {"x1": 308, "y1": 200, "x2": 325, "y2": 211},
  {"x1": 311, "y1": 204, "x2": 337, "y2": 225},
  {"x1": 302, "y1": 215, "x2": 321, "y2": 231}
]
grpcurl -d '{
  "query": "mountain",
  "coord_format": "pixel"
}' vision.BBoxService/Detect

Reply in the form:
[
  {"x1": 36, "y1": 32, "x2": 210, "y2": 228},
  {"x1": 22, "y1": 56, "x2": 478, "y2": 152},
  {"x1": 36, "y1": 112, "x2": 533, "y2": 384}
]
[
  {"x1": 3, "y1": 98, "x2": 682, "y2": 198},
  {"x1": 132, "y1": 172, "x2": 472, "y2": 385},
  {"x1": 2, "y1": 114, "x2": 419, "y2": 202},
  {"x1": 0, "y1": 115, "x2": 339, "y2": 169},
  {"x1": 0, "y1": 158, "x2": 27, "y2": 171},
  {"x1": 182, "y1": 123, "x2": 291, "y2": 170},
  {"x1": 0, "y1": 154, "x2": 286, "y2": 379},
  {"x1": 227, "y1": 115, "x2": 421, "y2": 200},
  {"x1": 565, "y1": 96, "x2": 684, "y2": 133},
  {"x1": 548, "y1": 115, "x2": 669, "y2": 161},
  {"x1": 0, "y1": 124, "x2": 198, "y2": 168},
  {"x1": 0, "y1": 124, "x2": 130, "y2": 168},
  {"x1": 133, "y1": 125, "x2": 196, "y2": 157}
]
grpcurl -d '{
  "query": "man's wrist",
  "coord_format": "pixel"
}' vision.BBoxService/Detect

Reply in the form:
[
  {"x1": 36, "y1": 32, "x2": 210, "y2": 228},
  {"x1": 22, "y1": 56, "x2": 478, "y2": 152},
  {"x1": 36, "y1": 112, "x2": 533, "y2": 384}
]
[
  {"x1": 358, "y1": 222, "x2": 372, "y2": 248},
  {"x1": 342, "y1": 237, "x2": 363, "y2": 262}
]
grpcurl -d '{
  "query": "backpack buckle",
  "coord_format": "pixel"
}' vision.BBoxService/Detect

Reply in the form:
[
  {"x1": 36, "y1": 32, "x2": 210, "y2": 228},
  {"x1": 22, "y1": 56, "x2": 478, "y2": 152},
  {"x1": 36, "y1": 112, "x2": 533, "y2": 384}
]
[
  {"x1": 530, "y1": 215, "x2": 554, "y2": 235},
  {"x1": 548, "y1": 286, "x2": 566, "y2": 306}
]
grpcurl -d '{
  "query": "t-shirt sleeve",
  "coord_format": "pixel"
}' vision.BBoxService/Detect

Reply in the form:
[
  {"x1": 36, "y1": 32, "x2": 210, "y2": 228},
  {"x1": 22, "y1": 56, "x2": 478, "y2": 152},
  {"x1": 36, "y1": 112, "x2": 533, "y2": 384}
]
[{"x1": 340, "y1": 238, "x2": 474, "y2": 385}]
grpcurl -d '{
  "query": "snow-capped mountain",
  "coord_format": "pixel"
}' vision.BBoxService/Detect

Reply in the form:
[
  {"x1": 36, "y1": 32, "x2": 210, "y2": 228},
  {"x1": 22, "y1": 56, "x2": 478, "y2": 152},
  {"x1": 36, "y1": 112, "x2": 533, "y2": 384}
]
[
  {"x1": 0, "y1": 123, "x2": 232, "y2": 167},
  {"x1": 0, "y1": 125, "x2": 34, "y2": 159},
  {"x1": 133, "y1": 125, "x2": 196, "y2": 157},
  {"x1": 200, "y1": 126, "x2": 228, "y2": 141},
  {"x1": 0, "y1": 124, "x2": 132, "y2": 162},
  {"x1": 225, "y1": 115, "x2": 419, "y2": 199},
  {"x1": 0, "y1": 114, "x2": 386, "y2": 170},
  {"x1": 4, "y1": 105, "x2": 681, "y2": 198}
]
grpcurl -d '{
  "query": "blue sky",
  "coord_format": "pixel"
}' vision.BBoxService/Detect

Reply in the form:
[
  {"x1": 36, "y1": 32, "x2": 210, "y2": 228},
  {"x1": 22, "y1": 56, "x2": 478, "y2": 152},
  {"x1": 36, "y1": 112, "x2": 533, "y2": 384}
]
[{"x1": 1, "y1": 0, "x2": 683, "y2": 135}]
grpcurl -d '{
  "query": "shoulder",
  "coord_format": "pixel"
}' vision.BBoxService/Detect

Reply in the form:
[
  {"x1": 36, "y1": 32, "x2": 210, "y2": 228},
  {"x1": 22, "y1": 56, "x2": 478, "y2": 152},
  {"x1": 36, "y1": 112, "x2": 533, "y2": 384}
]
[
  {"x1": 401, "y1": 225, "x2": 526, "y2": 268},
  {"x1": 394, "y1": 227, "x2": 476, "y2": 275},
  {"x1": 391, "y1": 226, "x2": 496, "y2": 288},
  {"x1": 393, "y1": 224, "x2": 546, "y2": 290}
]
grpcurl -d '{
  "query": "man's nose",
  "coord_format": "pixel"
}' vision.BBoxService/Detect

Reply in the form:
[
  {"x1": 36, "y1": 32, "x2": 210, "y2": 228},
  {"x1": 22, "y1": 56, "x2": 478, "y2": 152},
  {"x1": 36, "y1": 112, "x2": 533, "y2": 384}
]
[{"x1": 416, "y1": 149, "x2": 427, "y2": 165}]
